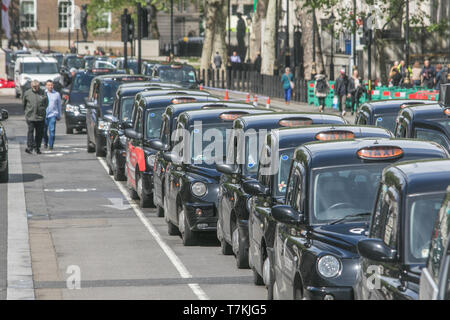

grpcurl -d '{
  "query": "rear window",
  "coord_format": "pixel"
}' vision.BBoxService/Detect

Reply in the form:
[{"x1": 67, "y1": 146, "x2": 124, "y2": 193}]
[
  {"x1": 157, "y1": 66, "x2": 197, "y2": 83},
  {"x1": 23, "y1": 62, "x2": 58, "y2": 74},
  {"x1": 72, "y1": 73, "x2": 95, "y2": 92},
  {"x1": 66, "y1": 56, "x2": 85, "y2": 69}
]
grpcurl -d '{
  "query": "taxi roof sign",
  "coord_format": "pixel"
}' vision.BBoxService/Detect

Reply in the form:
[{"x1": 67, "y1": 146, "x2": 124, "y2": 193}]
[
  {"x1": 316, "y1": 131, "x2": 355, "y2": 141},
  {"x1": 171, "y1": 97, "x2": 197, "y2": 104},
  {"x1": 357, "y1": 146, "x2": 403, "y2": 160},
  {"x1": 220, "y1": 112, "x2": 248, "y2": 121},
  {"x1": 279, "y1": 118, "x2": 313, "y2": 127}
]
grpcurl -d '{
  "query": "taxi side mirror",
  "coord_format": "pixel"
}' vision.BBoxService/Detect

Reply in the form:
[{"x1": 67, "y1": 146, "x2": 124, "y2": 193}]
[
  {"x1": 163, "y1": 151, "x2": 182, "y2": 164},
  {"x1": 149, "y1": 139, "x2": 169, "y2": 152},
  {"x1": 124, "y1": 128, "x2": 142, "y2": 140},
  {"x1": 272, "y1": 205, "x2": 304, "y2": 225},
  {"x1": 0, "y1": 109, "x2": 8, "y2": 121},
  {"x1": 357, "y1": 238, "x2": 397, "y2": 263},
  {"x1": 243, "y1": 180, "x2": 270, "y2": 196},
  {"x1": 216, "y1": 163, "x2": 240, "y2": 175}
]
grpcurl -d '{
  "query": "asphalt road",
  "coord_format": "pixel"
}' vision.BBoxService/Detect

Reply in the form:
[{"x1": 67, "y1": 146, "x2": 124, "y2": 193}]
[{"x1": 0, "y1": 95, "x2": 266, "y2": 300}]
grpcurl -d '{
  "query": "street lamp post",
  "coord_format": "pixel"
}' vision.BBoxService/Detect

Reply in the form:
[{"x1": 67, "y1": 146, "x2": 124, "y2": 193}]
[
  {"x1": 405, "y1": 0, "x2": 410, "y2": 68},
  {"x1": 170, "y1": 0, "x2": 174, "y2": 54},
  {"x1": 285, "y1": 0, "x2": 290, "y2": 68},
  {"x1": 312, "y1": 9, "x2": 316, "y2": 63},
  {"x1": 353, "y1": 0, "x2": 357, "y2": 66},
  {"x1": 329, "y1": 12, "x2": 335, "y2": 81}
]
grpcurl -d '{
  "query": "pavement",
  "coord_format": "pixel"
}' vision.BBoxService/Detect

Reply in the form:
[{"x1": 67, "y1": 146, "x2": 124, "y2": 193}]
[{"x1": 0, "y1": 86, "x2": 356, "y2": 300}]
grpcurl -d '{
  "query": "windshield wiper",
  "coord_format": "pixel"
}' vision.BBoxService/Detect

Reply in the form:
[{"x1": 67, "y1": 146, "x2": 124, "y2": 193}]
[{"x1": 329, "y1": 212, "x2": 371, "y2": 225}]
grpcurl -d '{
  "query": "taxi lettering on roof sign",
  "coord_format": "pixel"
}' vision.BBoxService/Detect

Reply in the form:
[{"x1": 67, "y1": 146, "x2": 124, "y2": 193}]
[
  {"x1": 171, "y1": 64, "x2": 183, "y2": 69},
  {"x1": 357, "y1": 146, "x2": 403, "y2": 160},
  {"x1": 219, "y1": 113, "x2": 246, "y2": 121},
  {"x1": 315, "y1": 131, "x2": 355, "y2": 141},
  {"x1": 279, "y1": 119, "x2": 313, "y2": 127}
]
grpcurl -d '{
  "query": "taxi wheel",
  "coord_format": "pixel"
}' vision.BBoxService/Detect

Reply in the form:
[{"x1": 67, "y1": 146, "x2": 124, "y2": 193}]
[
  {"x1": 87, "y1": 136, "x2": 95, "y2": 153},
  {"x1": 179, "y1": 207, "x2": 198, "y2": 246},
  {"x1": 218, "y1": 220, "x2": 233, "y2": 255},
  {"x1": 265, "y1": 258, "x2": 274, "y2": 300},
  {"x1": 156, "y1": 205, "x2": 164, "y2": 218},
  {"x1": 66, "y1": 127, "x2": 73, "y2": 134},
  {"x1": 112, "y1": 154, "x2": 126, "y2": 181},
  {"x1": 167, "y1": 220, "x2": 180, "y2": 236},
  {"x1": 128, "y1": 186, "x2": 139, "y2": 200},
  {"x1": 232, "y1": 226, "x2": 249, "y2": 269},
  {"x1": 137, "y1": 172, "x2": 153, "y2": 208},
  {"x1": 252, "y1": 267, "x2": 264, "y2": 286},
  {"x1": 0, "y1": 163, "x2": 8, "y2": 183},
  {"x1": 95, "y1": 136, "x2": 106, "y2": 157},
  {"x1": 294, "y1": 286, "x2": 303, "y2": 300}
]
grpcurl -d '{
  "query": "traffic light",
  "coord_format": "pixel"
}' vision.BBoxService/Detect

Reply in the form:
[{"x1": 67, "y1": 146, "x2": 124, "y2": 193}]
[
  {"x1": 140, "y1": 7, "x2": 149, "y2": 38},
  {"x1": 360, "y1": 14, "x2": 373, "y2": 45},
  {"x1": 128, "y1": 17, "x2": 135, "y2": 43},
  {"x1": 121, "y1": 13, "x2": 133, "y2": 43}
]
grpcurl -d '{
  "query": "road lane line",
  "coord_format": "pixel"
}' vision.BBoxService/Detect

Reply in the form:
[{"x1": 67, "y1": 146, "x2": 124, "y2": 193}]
[
  {"x1": 97, "y1": 158, "x2": 209, "y2": 300},
  {"x1": 7, "y1": 142, "x2": 35, "y2": 300}
]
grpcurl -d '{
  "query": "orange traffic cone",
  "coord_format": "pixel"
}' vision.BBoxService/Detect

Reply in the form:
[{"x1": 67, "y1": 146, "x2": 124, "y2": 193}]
[
  {"x1": 253, "y1": 95, "x2": 258, "y2": 106},
  {"x1": 199, "y1": 84, "x2": 203, "y2": 90},
  {"x1": 246, "y1": 93, "x2": 250, "y2": 103},
  {"x1": 266, "y1": 97, "x2": 271, "y2": 109},
  {"x1": 224, "y1": 90, "x2": 229, "y2": 101}
]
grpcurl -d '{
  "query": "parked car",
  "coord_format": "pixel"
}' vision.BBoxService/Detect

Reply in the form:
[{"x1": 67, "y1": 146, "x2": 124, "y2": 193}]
[
  {"x1": 60, "y1": 54, "x2": 85, "y2": 87},
  {"x1": 419, "y1": 186, "x2": 450, "y2": 300},
  {"x1": 0, "y1": 109, "x2": 9, "y2": 182},
  {"x1": 152, "y1": 63, "x2": 199, "y2": 89},
  {"x1": 395, "y1": 104, "x2": 450, "y2": 151},
  {"x1": 355, "y1": 159, "x2": 450, "y2": 300},
  {"x1": 269, "y1": 139, "x2": 448, "y2": 300},
  {"x1": 217, "y1": 112, "x2": 347, "y2": 268},
  {"x1": 85, "y1": 74, "x2": 152, "y2": 156}
]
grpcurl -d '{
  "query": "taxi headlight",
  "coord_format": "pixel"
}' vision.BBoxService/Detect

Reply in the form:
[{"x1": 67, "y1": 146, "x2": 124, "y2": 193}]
[
  {"x1": 147, "y1": 154, "x2": 156, "y2": 168},
  {"x1": 119, "y1": 135, "x2": 127, "y2": 146},
  {"x1": 66, "y1": 104, "x2": 79, "y2": 113},
  {"x1": 191, "y1": 182, "x2": 207, "y2": 197},
  {"x1": 98, "y1": 120, "x2": 110, "y2": 131},
  {"x1": 317, "y1": 255, "x2": 341, "y2": 278}
]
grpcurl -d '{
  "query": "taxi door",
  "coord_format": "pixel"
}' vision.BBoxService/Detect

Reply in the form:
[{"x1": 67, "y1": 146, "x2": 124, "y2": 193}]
[
  {"x1": 153, "y1": 115, "x2": 170, "y2": 207},
  {"x1": 127, "y1": 108, "x2": 144, "y2": 189}
]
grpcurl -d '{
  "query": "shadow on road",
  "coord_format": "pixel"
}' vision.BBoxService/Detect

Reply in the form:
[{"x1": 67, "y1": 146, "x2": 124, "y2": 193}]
[{"x1": 8, "y1": 173, "x2": 44, "y2": 183}]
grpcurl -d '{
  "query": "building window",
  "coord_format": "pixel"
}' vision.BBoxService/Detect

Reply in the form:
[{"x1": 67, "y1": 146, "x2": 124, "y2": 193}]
[
  {"x1": 20, "y1": 0, "x2": 36, "y2": 29},
  {"x1": 94, "y1": 11, "x2": 112, "y2": 33},
  {"x1": 58, "y1": 1, "x2": 74, "y2": 30}
]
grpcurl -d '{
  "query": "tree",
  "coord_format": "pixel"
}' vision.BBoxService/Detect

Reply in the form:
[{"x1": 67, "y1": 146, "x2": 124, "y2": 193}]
[
  {"x1": 260, "y1": 0, "x2": 276, "y2": 75},
  {"x1": 200, "y1": 0, "x2": 227, "y2": 71},
  {"x1": 249, "y1": 0, "x2": 269, "y2": 63}
]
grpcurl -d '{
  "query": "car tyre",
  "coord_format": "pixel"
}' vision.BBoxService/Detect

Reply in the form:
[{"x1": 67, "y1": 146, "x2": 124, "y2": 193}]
[
  {"x1": 156, "y1": 205, "x2": 164, "y2": 218},
  {"x1": 95, "y1": 135, "x2": 106, "y2": 157},
  {"x1": 218, "y1": 219, "x2": 233, "y2": 255},
  {"x1": 232, "y1": 225, "x2": 249, "y2": 269},
  {"x1": 137, "y1": 172, "x2": 153, "y2": 208},
  {"x1": 0, "y1": 163, "x2": 8, "y2": 183},
  {"x1": 87, "y1": 136, "x2": 95, "y2": 153},
  {"x1": 66, "y1": 127, "x2": 73, "y2": 134},
  {"x1": 252, "y1": 267, "x2": 264, "y2": 286},
  {"x1": 179, "y1": 207, "x2": 197, "y2": 246},
  {"x1": 112, "y1": 153, "x2": 126, "y2": 181}
]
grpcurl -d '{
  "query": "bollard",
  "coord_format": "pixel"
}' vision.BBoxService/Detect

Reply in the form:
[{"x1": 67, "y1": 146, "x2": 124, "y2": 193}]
[
  {"x1": 199, "y1": 84, "x2": 203, "y2": 91},
  {"x1": 246, "y1": 93, "x2": 250, "y2": 103},
  {"x1": 253, "y1": 95, "x2": 258, "y2": 107},
  {"x1": 224, "y1": 89, "x2": 229, "y2": 101},
  {"x1": 266, "y1": 97, "x2": 270, "y2": 109}
]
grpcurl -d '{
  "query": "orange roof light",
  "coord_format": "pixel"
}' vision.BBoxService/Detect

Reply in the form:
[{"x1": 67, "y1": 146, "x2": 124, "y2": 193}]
[
  {"x1": 444, "y1": 108, "x2": 450, "y2": 116},
  {"x1": 219, "y1": 113, "x2": 246, "y2": 121},
  {"x1": 171, "y1": 64, "x2": 182, "y2": 69},
  {"x1": 316, "y1": 131, "x2": 355, "y2": 141},
  {"x1": 279, "y1": 119, "x2": 313, "y2": 127},
  {"x1": 357, "y1": 146, "x2": 403, "y2": 160},
  {"x1": 122, "y1": 77, "x2": 146, "y2": 81},
  {"x1": 171, "y1": 98, "x2": 197, "y2": 104}
]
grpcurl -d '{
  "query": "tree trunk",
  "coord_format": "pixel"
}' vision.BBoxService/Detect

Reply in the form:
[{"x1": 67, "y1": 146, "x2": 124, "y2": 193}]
[
  {"x1": 249, "y1": 0, "x2": 268, "y2": 63},
  {"x1": 212, "y1": 4, "x2": 228, "y2": 70},
  {"x1": 313, "y1": 11, "x2": 325, "y2": 74},
  {"x1": 150, "y1": 5, "x2": 160, "y2": 39},
  {"x1": 261, "y1": 0, "x2": 276, "y2": 75},
  {"x1": 295, "y1": 1, "x2": 314, "y2": 80},
  {"x1": 200, "y1": 0, "x2": 222, "y2": 71}
]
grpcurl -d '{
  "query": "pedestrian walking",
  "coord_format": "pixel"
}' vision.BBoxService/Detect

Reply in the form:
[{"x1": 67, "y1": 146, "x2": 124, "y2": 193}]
[
  {"x1": 334, "y1": 69, "x2": 349, "y2": 116},
  {"x1": 435, "y1": 64, "x2": 443, "y2": 90},
  {"x1": 314, "y1": 70, "x2": 329, "y2": 113},
  {"x1": 43, "y1": 80, "x2": 62, "y2": 150},
  {"x1": 388, "y1": 61, "x2": 399, "y2": 86},
  {"x1": 391, "y1": 68, "x2": 402, "y2": 87},
  {"x1": 281, "y1": 67, "x2": 294, "y2": 105},
  {"x1": 347, "y1": 69, "x2": 361, "y2": 115},
  {"x1": 253, "y1": 52, "x2": 262, "y2": 73},
  {"x1": 411, "y1": 61, "x2": 422, "y2": 87},
  {"x1": 213, "y1": 52, "x2": 222, "y2": 69},
  {"x1": 421, "y1": 60, "x2": 436, "y2": 89},
  {"x1": 23, "y1": 80, "x2": 48, "y2": 155}
]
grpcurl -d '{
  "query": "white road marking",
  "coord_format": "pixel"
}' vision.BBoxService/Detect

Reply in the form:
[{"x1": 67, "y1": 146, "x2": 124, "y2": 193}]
[
  {"x1": 97, "y1": 157, "x2": 209, "y2": 300},
  {"x1": 44, "y1": 188, "x2": 97, "y2": 193},
  {"x1": 7, "y1": 142, "x2": 35, "y2": 300},
  {"x1": 102, "y1": 198, "x2": 132, "y2": 211}
]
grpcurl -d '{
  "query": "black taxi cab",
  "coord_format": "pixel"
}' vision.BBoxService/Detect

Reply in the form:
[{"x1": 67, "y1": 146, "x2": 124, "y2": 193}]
[
  {"x1": 0, "y1": 109, "x2": 9, "y2": 182},
  {"x1": 157, "y1": 108, "x2": 273, "y2": 246},
  {"x1": 216, "y1": 113, "x2": 347, "y2": 268},
  {"x1": 106, "y1": 87, "x2": 211, "y2": 181},
  {"x1": 124, "y1": 94, "x2": 220, "y2": 208},
  {"x1": 419, "y1": 186, "x2": 450, "y2": 300},
  {"x1": 355, "y1": 99, "x2": 434, "y2": 134},
  {"x1": 152, "y1": 63, "x2": 199, "y2": 89},
  {"x1": 355, "y1": 159, "x2": 450, "y2": 300},
  {"x1": 245, "y1": 125, "x2": 393, "y2": 287},
  {"x1": 269, "y1": 139, "x2": 448, "y2": 300},
  {"x1": 394, "y1": 104, "x2": 450, "y2": 151},
  {"x1": 151, "y1": 101, "x2": 256, "y2": 217},
  {"x1": 85, "y1": 74, "x2": 152, "y2": 157}
]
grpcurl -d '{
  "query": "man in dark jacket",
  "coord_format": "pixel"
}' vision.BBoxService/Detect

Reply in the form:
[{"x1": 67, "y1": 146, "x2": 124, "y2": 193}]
[
  {"x1": 334, "y1": 69, "x2": 349, "y2": 116},
  {"x1": 23, "y1": 80, "x2": 48, "y2": 154}
]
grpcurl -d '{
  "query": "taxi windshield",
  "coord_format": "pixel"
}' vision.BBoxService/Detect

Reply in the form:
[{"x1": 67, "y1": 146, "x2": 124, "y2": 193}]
[
  {"x1": 66, "y1": 56, "x2": 84, "y2": 69},
  {"x1": 23, "y1": 62, "x2": 58, "y2": 74},
  {"x1": 100, "y1": 82, "x2": 121, "y2": 105},
  {"x1": 310, "y1": 164, "x2": 385, "y2": 224},
  {"x1": 72, "y1": 73, "x2": 95, "y2": 92},
  {"x1": 415, "y1": 126, "x2": 450, "y2": 151},
  {"x1": 190, "y1": 122, "x2": 231, "y2": 168},
  {"x1": 158, "y1": 66, "x2": 197, "y2": 83},
  {"x1": 145, "y1": 108, "x2": 166, "y2": 139},
  {"x1": 275, "y1": 150, "x2": 295, "y2": 197},
  {"x1": 120, "y1": 97, "x2": 135, "y2": 122},
  {"x1": 406, "y1": 192, "x2": 446, "y2": 264},
  {"x1": 374, "y1": 114, "x2": 398, "y2": 133}
]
